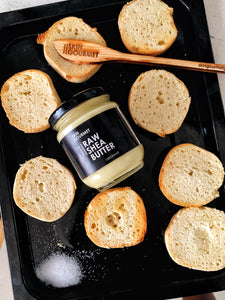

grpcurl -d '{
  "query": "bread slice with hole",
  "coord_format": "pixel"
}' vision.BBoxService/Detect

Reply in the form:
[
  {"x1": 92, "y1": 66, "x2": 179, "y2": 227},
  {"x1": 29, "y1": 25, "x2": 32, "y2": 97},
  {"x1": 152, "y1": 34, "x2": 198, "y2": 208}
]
[
  {"x1": 128, "y1": 69, "x2": 191, "y2": 137},
  {"x1": 37, "y1": 17, "x2": 106, "y2": 83},
  {"x1": 118, "y1": 0, "x2": 178, "y2": 56},
  {"x1": 84, "y1": 187, "x2": 147, "y2": 248},
  {"x1": 0, "y1": 69, "x2": 61, "y2": 133},
  {"x1": 13, "y1": 156, "x2": 76, "y2": 222},
  {"x1": 159, "y1": 143, "x2": 224, "y2": 207},
  {"x1": 165, "y1": 206, "x2": 225, "y2": 271}
]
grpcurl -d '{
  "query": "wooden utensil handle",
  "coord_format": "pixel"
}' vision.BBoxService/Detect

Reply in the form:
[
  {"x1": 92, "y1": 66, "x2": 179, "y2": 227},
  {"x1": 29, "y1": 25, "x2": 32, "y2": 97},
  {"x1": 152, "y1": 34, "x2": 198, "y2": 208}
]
[{"x1": 121, "y1": 54, "x2": 225, "y2": 74}]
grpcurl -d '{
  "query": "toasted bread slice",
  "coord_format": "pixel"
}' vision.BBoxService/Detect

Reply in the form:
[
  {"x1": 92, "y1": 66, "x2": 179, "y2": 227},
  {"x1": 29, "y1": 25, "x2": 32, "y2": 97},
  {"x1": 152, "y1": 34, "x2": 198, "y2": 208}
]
[
  {"x1": 37, "y1": 17, "x2": 106, "y2": 83},
  {"x1": 128, "y1": 69, "x2": 191, "y2": 137},
  {"x1": 84, "y1": 187, "x2": 147, "y2": 248},
  {"x1": 13, "y1": 156, "x2": 76, "y2": 222},
  {"x1": 0, "y1": 69, "x2": 61, "y2": 133},
  {"x1": 165, "y1": 207, "x2": 225, "y2": 271},
  {"x1": 159, "y1": 143, "x2": 224, "y2": 207},
  {"x1": 118, "y1": 0, "x2": 177, "y2": 56}
]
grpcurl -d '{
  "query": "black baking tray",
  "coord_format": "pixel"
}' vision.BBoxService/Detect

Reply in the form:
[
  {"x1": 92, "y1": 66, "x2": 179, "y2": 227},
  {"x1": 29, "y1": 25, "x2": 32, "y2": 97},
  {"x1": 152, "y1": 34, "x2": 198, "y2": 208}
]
[{"x1": 1, "y1": 0, "x2": 225, "y2": 299}]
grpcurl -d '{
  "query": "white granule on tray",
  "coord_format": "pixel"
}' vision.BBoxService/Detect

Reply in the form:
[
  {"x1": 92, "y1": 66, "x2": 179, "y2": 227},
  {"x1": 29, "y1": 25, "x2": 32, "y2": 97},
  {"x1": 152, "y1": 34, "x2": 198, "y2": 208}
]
[{"x1": 35, "y1": 253, "x2": 83, "y2": 288}]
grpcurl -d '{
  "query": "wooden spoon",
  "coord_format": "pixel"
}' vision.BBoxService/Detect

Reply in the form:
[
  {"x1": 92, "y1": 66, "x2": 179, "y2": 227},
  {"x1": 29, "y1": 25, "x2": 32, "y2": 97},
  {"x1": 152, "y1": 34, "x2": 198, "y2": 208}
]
[{"x1": 53, "y1": 39, "x2": 225, "y2": 74}]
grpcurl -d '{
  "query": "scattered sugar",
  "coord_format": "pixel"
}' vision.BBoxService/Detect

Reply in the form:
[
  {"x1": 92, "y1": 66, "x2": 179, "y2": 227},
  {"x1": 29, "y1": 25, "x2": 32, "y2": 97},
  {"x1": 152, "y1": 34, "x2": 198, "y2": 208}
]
[
  {"x1": 74, "y1": 248, "x2": 107, "y2": 281},
  {"x1": 35, "y1": 253, "x2": 83, "y2": 288}
]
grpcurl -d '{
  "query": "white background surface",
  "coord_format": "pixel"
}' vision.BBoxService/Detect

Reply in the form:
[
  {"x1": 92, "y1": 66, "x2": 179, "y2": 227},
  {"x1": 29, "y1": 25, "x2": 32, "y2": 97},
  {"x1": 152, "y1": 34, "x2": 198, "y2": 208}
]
[{"x1": 0, "y1": 0, "x2": 225, "y2": 299}]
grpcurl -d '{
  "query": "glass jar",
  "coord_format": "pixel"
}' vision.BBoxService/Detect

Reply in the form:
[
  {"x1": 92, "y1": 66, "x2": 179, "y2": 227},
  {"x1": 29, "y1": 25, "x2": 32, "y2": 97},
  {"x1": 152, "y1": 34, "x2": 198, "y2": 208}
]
[{"x1": 49, "y1": 87, "x2": 144, "y2": 191}]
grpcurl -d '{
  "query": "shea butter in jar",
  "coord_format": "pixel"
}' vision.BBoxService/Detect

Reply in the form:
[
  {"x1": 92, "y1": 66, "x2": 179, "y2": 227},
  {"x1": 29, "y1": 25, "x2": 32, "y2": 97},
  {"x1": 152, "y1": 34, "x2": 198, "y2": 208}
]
[{"x1": 49, "y1": 87, "x2": 144, "y2": 191}]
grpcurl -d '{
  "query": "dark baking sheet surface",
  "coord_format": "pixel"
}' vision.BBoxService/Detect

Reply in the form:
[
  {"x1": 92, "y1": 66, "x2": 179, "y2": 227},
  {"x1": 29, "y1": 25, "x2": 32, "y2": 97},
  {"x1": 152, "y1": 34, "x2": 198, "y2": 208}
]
[{"x1": 1, "y1": 0, "x2": 225, "y2": 299}]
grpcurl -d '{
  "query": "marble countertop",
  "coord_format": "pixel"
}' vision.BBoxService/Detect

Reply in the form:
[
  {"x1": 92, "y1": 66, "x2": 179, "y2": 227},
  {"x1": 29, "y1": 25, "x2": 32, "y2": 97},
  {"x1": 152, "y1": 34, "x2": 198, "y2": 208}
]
[
  {"x1": 0, "y1": 1, "x2": 225, "y2": 299},
  {"x1": 204, "y1": 0, "x2": 225, "y2": 107}
]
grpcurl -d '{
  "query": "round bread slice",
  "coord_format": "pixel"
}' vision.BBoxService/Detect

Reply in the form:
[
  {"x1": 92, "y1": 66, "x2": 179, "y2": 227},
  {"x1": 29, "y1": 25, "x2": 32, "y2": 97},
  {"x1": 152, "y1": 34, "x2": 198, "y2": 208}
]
[
  {"x1": 159, "y1": 143, "x2": 224, "y2": 207},
  {"x1": 0, "y1": 69, "x2": 61, "y2": 133},
  {"x1": 118, "y1": 0, "x2": 178, "y2": 56},
  {"x1": 128, "y1": 69, "x2": 191, "y2": 137},
  {"x1": 165, "y1": 207, "x2": 225, "y2": 271},
  {"x1": 37, "y1": 17, "x2": 106, "y2": 83},
  {"x1": 13, "y1": 156, "x2": 76, "y2": 222},
  {"x1": 84, "y1": 187, "x2": 147, "y2": 248}
]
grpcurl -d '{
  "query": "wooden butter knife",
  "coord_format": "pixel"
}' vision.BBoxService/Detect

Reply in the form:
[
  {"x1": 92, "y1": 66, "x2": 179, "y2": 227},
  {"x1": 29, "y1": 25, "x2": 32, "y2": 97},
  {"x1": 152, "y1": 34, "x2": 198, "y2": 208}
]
[{"x1": 53, "y1": 39, "x2": 225, "y2": 74}]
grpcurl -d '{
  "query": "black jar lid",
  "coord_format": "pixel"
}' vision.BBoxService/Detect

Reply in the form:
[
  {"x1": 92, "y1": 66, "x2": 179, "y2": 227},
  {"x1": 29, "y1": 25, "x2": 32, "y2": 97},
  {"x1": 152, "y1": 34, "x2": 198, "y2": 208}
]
[{"x1": 49, "y1": 87, "x2": 105, "y2": 128}]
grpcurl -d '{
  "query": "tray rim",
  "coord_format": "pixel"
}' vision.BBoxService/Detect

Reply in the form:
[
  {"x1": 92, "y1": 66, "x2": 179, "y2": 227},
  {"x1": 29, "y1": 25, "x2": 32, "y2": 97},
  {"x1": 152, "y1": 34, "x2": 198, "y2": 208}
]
[{"x1": 1, "y1": 0, "x2": 225, "y2": 299}]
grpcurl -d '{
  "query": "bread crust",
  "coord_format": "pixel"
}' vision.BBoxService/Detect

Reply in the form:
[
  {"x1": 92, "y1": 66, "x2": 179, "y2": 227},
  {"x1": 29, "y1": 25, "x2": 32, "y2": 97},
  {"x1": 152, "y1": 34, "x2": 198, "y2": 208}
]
[
  {"x1": 159, "y1": 143, "x2": 224, "y2": 207},
  {"x1": 118, "y1": 0, "x2": 177, "y2": 56},
  {"x1": 37, "y1": 17, "x2": 106, "y2": 83},
  {"x1": 165, "y1": 207, "x2": 225, "y2": 271},
  {"x1": 13, "y1": 156, "x2": 76, "y2": 222},
  {"x1": 84, "y1": 187, "x2": 147, "y2": 248},
  {"x1": 1, "y1": 69, "x2": 61, "y2": 133}
]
